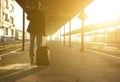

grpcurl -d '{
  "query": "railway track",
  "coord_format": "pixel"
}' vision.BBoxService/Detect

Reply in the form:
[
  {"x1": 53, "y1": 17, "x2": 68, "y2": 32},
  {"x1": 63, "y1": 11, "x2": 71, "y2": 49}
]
[
  {"x1": 0, "y1": 40, "x2": 30, "y2": 55},
  {"x1": 62, "y1": 41, "x2": 120, "y2": 57},
  {"x1": 0, "y1": 40, "x2": 32, "y2": 81}
]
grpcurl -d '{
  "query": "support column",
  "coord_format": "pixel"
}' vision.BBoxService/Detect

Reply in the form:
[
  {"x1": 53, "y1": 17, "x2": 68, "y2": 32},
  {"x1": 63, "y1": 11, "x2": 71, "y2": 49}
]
[
  {"x1": 69, "y1": 20, "x2": 71, "y2": 47},
  {"x1": 63, "y1": 25, "x2": 65, "y2": 45},
  {"x1": 78, "y1": 8, "x2": 86, "y2": 52},
  {"x1": 50, "y1": 35, "x2": 52, "y2": 41},
  {"x1": 104, "y1": 28, "x2": 106, "y2": 43},
  {"x1": 81, "y1": 13, "x2": 84, "y2": 51},
  {"x1": 60, "y1": 28, "x2": 61, "y2": 44},
  {"x1": 0, "y1": 0, "x2": 2, "y2": 22},
  {"x1": 115, "y1": 26, "x2": 117, "y2": 42},
  {"x1": 57, "y1": 32, "x2": 59, "y2": 41},
  {"x1": 22, "y1": 10, "x2": 25, "y2": 51}
]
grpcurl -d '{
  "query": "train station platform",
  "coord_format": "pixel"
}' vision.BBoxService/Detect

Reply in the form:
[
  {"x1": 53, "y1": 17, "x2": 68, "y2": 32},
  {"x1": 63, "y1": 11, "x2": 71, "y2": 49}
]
[{"x1": 0, "y1": 41, "x2": 120, "y2": 82}]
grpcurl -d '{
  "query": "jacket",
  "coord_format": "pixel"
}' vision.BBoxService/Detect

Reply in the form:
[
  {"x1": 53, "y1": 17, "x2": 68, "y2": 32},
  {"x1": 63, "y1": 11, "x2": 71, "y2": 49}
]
[{"x1": 27, "y1": 10, "x2": 45, "y2": 35}]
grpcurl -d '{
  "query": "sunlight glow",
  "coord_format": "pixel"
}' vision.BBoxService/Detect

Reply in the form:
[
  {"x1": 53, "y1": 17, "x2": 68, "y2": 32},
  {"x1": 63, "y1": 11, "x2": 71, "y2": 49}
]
[
  {"x1": 85, "y1": 0, "x2": 120, "y2": 25},
  {"x1": 0, "y1": 63, "x2": 28, "y2": 70},
  {"x1": 14, "y1": 1, "x2": 29, "y2": 31},
  {"x1": 14, "y1": 2, "x2": 23, "y2": 30},
  {"x1": 53, "y1": 0, "x2": 120, "y2": 39},
  {"x1": 59, "y1": 0, "x2": 120, "y2": 34},
  {"x1": 71, "y1": 15, "x2": 81, "y2": 30},
  {"x1": 106, "y1": 27, "x2": 116, "y2": 32}
]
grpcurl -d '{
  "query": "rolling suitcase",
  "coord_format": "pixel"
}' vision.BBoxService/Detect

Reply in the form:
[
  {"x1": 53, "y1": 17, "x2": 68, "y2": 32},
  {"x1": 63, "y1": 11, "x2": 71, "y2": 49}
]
[{"x1": 36, "y1": 35, "x2": 50, "y2": 66}]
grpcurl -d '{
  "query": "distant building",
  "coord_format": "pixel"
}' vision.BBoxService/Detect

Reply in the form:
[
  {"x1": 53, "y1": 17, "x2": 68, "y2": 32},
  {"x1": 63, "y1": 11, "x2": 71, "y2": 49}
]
[
  {"x1": 15, "y1": 29, "x2": 30, "y2": 40},
  {"x1": 0, "y1": 0, "x2": 15, "y2": 42}
]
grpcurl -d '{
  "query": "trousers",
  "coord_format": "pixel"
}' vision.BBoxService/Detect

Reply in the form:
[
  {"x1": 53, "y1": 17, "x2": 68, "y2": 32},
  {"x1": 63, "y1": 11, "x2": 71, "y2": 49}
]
[{"x1": 29, "y1": 33, "x2": 42, "y2": 63}]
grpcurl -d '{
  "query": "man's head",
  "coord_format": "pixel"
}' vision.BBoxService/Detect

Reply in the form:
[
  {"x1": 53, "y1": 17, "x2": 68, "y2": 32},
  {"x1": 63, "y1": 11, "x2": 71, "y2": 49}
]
[{"x1": 34, "y1": 0, "x2": 41, "y2": 10}]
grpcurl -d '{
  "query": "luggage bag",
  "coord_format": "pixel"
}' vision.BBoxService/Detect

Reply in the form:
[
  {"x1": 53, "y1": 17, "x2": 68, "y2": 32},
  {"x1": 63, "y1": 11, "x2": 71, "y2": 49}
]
[{"x1": 36, "y1": 35, "x2": 50, "y2": 66}]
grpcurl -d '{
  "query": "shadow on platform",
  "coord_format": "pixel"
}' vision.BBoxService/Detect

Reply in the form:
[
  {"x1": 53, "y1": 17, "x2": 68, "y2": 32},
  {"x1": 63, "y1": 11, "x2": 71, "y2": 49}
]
[{"x1": 0, "y1": 66, "x2": 48, "y2": 82}]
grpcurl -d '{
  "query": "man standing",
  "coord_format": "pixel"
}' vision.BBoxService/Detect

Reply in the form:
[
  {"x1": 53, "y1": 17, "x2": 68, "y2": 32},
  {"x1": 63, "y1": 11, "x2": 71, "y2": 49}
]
[{"x1": 26, "y1": 0, "x2": 45, "y2": 65}]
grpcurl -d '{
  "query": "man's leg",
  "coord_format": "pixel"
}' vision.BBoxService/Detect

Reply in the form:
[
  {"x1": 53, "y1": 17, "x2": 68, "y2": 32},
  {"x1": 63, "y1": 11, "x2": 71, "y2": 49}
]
[
  {"x1": 29, "y1": 34, "x2": 35, "y2": 65},
  {"x1": 35, "y1": 35, "x2": 42, "y2": 65},
  {"x1": 36, "y1": 34, "x2": 42, "y2": 49}
]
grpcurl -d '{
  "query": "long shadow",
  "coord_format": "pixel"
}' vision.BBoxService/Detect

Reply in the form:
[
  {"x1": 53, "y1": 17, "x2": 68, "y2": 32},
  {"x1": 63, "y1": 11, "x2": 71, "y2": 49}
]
[{"x1": 0, "y1": 66, "x2": 48, "y2": 82}]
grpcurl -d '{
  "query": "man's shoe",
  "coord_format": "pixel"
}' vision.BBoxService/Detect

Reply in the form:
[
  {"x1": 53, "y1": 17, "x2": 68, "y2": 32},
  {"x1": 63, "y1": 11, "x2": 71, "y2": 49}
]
[{"x1": 30, "y1": 61, "x2": 35, "y2": 66}]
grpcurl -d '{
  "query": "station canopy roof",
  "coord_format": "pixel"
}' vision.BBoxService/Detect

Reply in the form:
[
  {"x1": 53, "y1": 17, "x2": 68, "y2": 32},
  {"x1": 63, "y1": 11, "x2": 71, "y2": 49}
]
[{"x1": 15, "y1": 0, "x2": 93, "y2": 35}]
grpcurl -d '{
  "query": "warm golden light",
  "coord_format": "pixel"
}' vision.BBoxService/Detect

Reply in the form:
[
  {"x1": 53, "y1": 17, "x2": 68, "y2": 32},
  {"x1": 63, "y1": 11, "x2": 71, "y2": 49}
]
[
  {"x1": 85, "y1": 0, "x2": 120, "y2": 25},
  {"x1": 53, "y1": 0, "x2": 120, "y2": 39}
]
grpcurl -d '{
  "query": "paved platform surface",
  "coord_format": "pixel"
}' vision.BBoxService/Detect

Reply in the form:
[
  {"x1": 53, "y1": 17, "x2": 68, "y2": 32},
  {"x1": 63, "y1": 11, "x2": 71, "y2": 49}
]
[{"x1": 0, "y1": 41, "x2": 120, "y2": 82}]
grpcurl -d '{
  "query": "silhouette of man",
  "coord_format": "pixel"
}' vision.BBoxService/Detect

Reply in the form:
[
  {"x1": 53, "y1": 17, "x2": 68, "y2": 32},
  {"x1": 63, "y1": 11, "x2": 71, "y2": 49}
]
[{"x1": 26, "y1": 0, "x2": 45, "y2": 65}]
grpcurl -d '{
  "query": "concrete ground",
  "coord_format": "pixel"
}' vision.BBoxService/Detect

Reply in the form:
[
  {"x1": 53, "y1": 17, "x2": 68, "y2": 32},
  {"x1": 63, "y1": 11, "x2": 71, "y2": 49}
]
[{"x1": 0, "y1": 41, "x2": 120, "y2": 82}]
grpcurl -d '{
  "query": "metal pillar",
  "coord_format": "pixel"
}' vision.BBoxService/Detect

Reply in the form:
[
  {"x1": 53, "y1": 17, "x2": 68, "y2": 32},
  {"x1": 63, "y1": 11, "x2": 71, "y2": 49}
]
[
  {"x1": 79, "y1": 9, "x2": 86, "y2": 52},
  {"x1": 0, "y1": 0, "x2": 2, "y2": 22},
  {"x1": 81, "y1": 14, "x2": 84, "y2": 51},
  {"x1": 22, "y1": 10, "x2": 25, "y2": 51},
  {"x1": 69, "y1": 20, "x2": 71, "y2": 47},
  {"x1": 63, "y1": 25, "x2": 65, "y2": 45},
  {"x1": 57, "y1": 32, "x2": 59, "y2": 41},
  {"x1": 104, "y1": 28, "x2": 106, "y2": 43},
  {"x1": 78, "y1": 0, "x2": 87, "y2": 52},
  {"x1": 115, "y1": 26, "x2": 117, "y2": 42},
  {"x1": 60, "y1": 28, "x2": 61, "y2": 44},
  {"x1": 50, "y1": 35, "x2": 52, "y2": 41}
]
